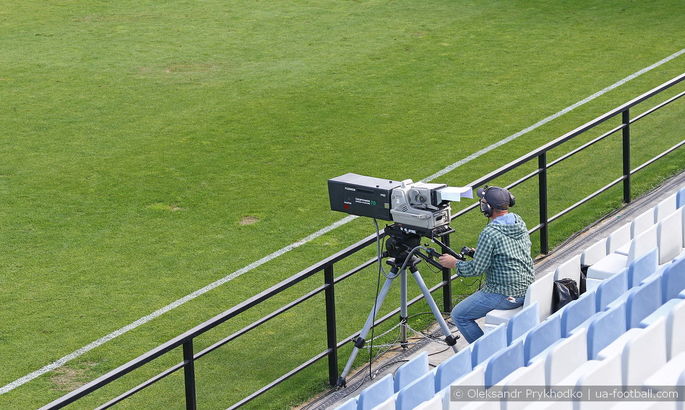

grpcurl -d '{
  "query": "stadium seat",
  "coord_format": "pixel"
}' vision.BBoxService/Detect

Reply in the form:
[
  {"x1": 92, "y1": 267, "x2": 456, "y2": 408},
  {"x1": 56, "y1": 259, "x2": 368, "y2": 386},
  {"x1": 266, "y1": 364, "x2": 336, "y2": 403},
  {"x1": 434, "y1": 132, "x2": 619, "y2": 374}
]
[
  {"x1": 581, "y1": 237, "x2": 608, "y2": 268},
  {"x1": 554, "y1": 254, "x2": 582, "y2": 290},
  {"x1": 596, "y1": 267, "x2": 628, "y2": 310},
  {"x1": 657, "y1": 208, "x2": 684, "y2": 264},
  {"x1": 639, "y1": 298, "x2": 685, "y2": 360},
  {"x1": 643, "y1": 351, "x2": 685, "y2": 390},
  {"x1": 621, "y1": 316, "x2": 668, "y2": 385},
  {"x1": 370, "y1": 395, "x2": 395, "y2": 410},
  {"x1": 538, "y1": 327, "x2": 588, "y2": 385},
  {"x1": 662, "y1": 255, "x2": 685, "y2": 301},
  {"x1": 655, "y1": 192, "x2": 678, "y2": 222},
  {"x1": 412, "y1": 391, "x2": 443, "y2": 410},
  {"x1": 438, "y1": 364, "x2": 486, "y2": 409},
  {"x1": 626, "y1": 274, "x2": 662, "y2": 328},
  {"x1": 434, "y1": 345, "x2": 472, "y2": 391},
  {"x1": 523, "y1": 314, "x2": 561, "y2": 364},
  {"x1": 393, "y1": 351, "x2": 428, "y2": 392},
  {"x1": 485, "y1": 271, "x2": 555, "y2": 326},
  {"x1": 357, "y1": 374, "x2": 394, "y2": 410},
  {"x1": 587, "y1": 302, "x2": 626, "y2": 359},
  {"x1": 498, "y1": 359, "x2": 545, "y2": 410},
  {"x1": 484, "y1": 339, "x2": 524, "y2": 388},
  {"x1": 631, "y1": 207, "x2": 656, "y2": 238},
  {"x1": 334, "y1": 397, "x2": 357, "y2": 410},
  {"x1": 677, "y1": 187, "x2": 685, "y2": 209},
  {"x1": 588, "y1": 225, "x2": 658, "y2": 280},
  {"x1": 471, "y1": 324, "x2": 507, "y2": 367},
  {"x1": 607, "y1": 223, "x2": 632, "y2": 254},
  {"x1": 395, "y1": 371, "x2": 434, "y2": 410},
  {"x1": 626, "y1": 247, "x2": 658, "y2": 287},
  {"x1": 507, "y1": 301, "x2": 539, "y2": 344},
  {"x1": 561, "y1": 288, "x2": 597, "y2": 337}
]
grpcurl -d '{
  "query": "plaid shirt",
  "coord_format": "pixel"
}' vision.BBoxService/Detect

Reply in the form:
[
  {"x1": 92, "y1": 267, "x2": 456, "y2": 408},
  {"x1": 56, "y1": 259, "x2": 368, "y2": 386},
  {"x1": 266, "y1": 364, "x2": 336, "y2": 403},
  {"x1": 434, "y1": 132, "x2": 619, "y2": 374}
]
[{"x1": 456, "y1": 213, "x2": 534, "y2": 297}]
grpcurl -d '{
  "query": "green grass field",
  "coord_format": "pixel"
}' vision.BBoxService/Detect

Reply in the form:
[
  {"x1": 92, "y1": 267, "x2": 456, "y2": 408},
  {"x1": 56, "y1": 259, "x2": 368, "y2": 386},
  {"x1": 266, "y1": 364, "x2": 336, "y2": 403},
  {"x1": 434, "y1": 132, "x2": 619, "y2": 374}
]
[{"x1": 1, "y1": 0, "x2": 684, "y2": 408}]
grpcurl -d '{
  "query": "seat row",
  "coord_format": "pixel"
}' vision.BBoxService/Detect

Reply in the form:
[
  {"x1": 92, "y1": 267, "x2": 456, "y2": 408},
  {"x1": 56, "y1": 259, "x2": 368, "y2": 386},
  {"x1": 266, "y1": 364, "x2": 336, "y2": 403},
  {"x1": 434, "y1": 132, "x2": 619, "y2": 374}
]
[{"x1": 334, "y1": 186, "x2": 685, "y2": 410}]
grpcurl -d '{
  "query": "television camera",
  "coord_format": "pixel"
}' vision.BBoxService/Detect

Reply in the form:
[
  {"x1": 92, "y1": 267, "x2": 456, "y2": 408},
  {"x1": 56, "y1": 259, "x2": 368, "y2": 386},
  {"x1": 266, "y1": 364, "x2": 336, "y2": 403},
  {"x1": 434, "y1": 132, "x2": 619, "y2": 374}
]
[{"x1": 327, "y1": 173, "x2": 474, "y2": 386}]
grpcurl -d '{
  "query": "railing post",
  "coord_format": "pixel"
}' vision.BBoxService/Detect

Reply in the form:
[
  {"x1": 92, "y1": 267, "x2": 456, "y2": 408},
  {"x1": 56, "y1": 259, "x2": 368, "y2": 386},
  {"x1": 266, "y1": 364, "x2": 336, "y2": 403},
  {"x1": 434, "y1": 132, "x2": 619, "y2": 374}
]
[
  {"x1": 324, "y1": 265, "x2": 339, "y2": 386},
  {"x1": 622, "y1": 109, "x2": 631, "y2": 204},
  {"x1": 538, "y1": 153, "x2": 549, "y2": 254},
  {"x1": 183, "y1": 340, "x2": 197, "y2": 410},
  {"x1": 441, "y1": 234, "x2": 453, "y2": 313}
]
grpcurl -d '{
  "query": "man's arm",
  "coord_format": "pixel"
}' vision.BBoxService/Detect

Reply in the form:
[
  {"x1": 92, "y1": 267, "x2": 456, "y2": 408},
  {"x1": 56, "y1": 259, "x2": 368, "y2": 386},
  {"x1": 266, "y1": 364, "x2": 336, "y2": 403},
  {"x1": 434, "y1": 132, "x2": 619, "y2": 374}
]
[{"x1": 438, "y1": 231, "x2": 494, "y2": 277}]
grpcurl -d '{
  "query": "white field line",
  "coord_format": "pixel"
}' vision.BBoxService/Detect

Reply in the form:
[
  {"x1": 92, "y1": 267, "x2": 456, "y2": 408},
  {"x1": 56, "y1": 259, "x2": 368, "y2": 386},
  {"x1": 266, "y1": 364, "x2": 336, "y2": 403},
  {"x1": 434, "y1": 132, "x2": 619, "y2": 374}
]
[{"x1": 2, "y1": 48, "x2": 684, "y2": 396}]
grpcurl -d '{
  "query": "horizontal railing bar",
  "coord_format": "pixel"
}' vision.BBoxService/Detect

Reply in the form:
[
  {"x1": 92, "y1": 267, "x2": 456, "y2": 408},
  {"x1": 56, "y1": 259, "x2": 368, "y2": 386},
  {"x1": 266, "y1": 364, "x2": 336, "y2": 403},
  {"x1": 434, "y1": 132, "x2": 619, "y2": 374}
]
[
  {"x1": 195, "y1": 284, "x2": 325, "y2": 361},
  {"x1": 505, "y1": 169, "x2": 540, "y2": 190},
  {"x1": 548, "y1": 176, "x2": 624, "y2": 224},
  {"x1": 631, "y1": 90, "x2": 685, "y2": 124},
  {"x1": 96, "y1": 362, "x2": 185, "y2": 409},
  {"x1": 465, "y1": 74, "x2": 684, "y2": 190},
  {"x1": 528, "y1": 223, "x2": 542, "y2": 234},
  {"x1": 547, "y1": 124, "x2": 624, "y2": 169},
  {"x1": 630, "y1": 140, "x2": 685, "y2": 175},
  {"x1": 227, "y1": 350, "x2": 330, "y2": 409}
]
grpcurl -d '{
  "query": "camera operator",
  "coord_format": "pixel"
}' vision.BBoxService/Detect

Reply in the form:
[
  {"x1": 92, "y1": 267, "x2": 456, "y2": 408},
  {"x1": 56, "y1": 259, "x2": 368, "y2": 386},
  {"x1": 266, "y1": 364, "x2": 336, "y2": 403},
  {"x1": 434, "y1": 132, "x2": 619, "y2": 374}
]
[{"x1": 438, "y1": 186, "x2": 534, "y2": 343}]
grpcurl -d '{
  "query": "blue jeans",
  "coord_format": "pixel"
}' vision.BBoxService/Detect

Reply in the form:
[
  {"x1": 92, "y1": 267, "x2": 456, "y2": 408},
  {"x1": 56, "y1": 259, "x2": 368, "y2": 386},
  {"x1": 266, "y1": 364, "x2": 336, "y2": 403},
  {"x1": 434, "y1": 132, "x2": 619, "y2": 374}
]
[{"x1": 450, "y1": 290, "x2": 524, "y2": 343}]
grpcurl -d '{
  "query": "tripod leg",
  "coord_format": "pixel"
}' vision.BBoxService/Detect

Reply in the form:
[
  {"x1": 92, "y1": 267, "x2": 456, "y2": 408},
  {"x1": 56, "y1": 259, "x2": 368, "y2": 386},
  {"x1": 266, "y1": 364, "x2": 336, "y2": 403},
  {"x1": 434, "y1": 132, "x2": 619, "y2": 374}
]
[
  {"x1": 400, "y1": 269, "x2": 408, "y2": 347},
  {"x1": 338, "y1": 275, "x2": 395, "y2": 385},
  {"x1": 411, "y1": 268, "x2": 459, "y2": 352}
]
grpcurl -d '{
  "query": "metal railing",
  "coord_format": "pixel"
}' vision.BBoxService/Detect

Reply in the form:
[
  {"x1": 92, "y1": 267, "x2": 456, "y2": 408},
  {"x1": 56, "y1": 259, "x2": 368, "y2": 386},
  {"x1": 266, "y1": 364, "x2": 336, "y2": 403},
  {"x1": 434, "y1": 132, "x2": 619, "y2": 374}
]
[{"x1": 43, "y1": 73, "x2": 684, "y2": 409}]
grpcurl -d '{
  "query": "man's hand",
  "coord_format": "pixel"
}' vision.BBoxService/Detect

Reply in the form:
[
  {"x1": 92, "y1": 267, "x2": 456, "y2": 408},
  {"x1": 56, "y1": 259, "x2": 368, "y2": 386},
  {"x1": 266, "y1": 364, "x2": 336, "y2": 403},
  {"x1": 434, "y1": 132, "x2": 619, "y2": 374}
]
[{"x1": 438, "y1": 254, "x2": 458, "y2": 269}]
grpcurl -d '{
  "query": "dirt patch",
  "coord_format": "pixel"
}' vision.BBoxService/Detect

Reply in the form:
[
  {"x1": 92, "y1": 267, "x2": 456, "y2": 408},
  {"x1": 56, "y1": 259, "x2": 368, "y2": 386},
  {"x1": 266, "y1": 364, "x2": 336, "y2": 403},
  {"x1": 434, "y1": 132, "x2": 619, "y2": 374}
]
[
  {"x1": 50, "y1": 362, "x2": 97, "y2": 392},
  {"x1": 239, "y1": 216, "x2": 259, "y2": 225}
]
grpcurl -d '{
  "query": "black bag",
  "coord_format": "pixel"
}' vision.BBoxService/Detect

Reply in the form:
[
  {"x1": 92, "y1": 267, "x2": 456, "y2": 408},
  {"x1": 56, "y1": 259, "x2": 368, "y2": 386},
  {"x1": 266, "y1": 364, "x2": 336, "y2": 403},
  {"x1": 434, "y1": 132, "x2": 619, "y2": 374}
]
[{"x1": 552, "y1": 278, "x2": 580, "y2": 313}]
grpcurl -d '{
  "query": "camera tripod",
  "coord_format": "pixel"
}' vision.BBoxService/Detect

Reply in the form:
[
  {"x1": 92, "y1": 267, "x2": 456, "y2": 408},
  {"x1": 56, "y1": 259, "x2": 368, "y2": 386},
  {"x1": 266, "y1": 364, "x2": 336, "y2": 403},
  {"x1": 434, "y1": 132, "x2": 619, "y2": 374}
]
[{"x1": 337, "y1": 226, "x2": 460, "y2": 387}]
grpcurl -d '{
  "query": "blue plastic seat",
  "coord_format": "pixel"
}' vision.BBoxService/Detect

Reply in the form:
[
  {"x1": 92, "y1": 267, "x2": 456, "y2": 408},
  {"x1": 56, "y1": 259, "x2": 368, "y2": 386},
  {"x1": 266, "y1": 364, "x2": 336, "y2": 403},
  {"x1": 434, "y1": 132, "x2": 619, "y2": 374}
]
[
  {"x1": 587, "y1": 302, "x2": 627, "y2": 359},
  {"x1": 507, "y1": 301, "x2": 539, "y2": 344},
  {"x1": 597, "y1": 268, "x2": 628, "y2": 310},
  {"x1": 394, "y1": 351, "x2": 428, "y2": 392},
  {"x1": 334, "y1": 397, "x2": 357, "y2": 410},
  {"x1": 357, "y1": 373, "x2": 394, "y2": 410},
  {"x1": 561, "y1": 288, "x2": 598, "y2": 337},
  {"x1": 395, "y1": 371, "x2": 435, "y2": 410},
  {"x1": 523, "y1": 314, "x2": 562, "y2": 364},
  {"x1": 484, "y1": 339, "x2": 525, "y2": 388},
  {"x1": 662, "y1": 257, "x2": 685, "y2": 302},
  {"x1": 677, "y1": 187, "x2": 685, "y2": 209},
  {"x1": 471, "y1": 324, "x2": 507, "y2": 367},
  {"x1": 627, "y1": 274, "x2": 663, "y2": 328},
  {"x1": 434, "y1": 346, "x2": 471, "y2": 391},
  {"x1": 627, "y1": 248, "x2": 658, "y2": 288}
]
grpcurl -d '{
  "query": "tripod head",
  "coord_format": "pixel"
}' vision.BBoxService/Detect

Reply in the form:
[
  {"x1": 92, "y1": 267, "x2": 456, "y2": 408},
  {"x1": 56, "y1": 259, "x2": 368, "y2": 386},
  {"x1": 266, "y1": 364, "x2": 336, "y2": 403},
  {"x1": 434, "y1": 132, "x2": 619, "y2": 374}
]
[{"x1": 383, "y1": 224, "x2": 464, "y2": 270}]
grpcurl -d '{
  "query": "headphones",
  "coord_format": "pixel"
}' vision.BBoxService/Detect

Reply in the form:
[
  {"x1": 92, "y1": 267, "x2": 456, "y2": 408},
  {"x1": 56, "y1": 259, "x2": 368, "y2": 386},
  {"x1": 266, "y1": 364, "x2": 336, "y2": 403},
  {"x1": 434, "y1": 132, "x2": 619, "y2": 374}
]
[{"x1": 479, "y1": 186, "x2": 516, "y2": 218}]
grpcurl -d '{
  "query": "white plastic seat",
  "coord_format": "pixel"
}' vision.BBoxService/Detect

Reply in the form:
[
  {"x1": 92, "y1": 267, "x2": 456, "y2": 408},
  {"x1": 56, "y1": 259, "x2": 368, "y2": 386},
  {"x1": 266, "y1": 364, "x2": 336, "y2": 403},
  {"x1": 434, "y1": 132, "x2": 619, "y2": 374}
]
[
  {"x1": 655, "y1": 192, "x2": 678, "y2": 222},
  {"x1": 486, "y1": 271, "x2": 555, "y2": 326},
  {"x1": 607, "y1": 223, "x2": 632, "y2": 255},
  {"x1": 575, "y1": 353, "x2": 623, "y2": 410},
  {"x1": 588, "y1": 225, "x2": 658, "y2": 279},
  {"x1": 657, "y1": 208, "x2": 684, "y2": 264},
  {"x1": 413, "y1": 391, "x2": 443, "y2": 410},
  {"x1": 631, "y1": 207, "x2": 656, "y2": 239},
  {"x1": 640, "y1": 298, "x2": 685, "y2": 360},
  {"x1": 498, "y1": 359, "x2": 545, "y2": 410},
  {"x1": 643, "y1": 351, "x2": 685, "y2": 389},
  {"x1": 440, "y1": 365, "x2": 485, "y2": 409},
  {"x1": 581, "y1": 237, "x2": 608, "y2": 267},
  {"x1": 555, "y1": 254, "x2": 582, "y2": 289},
  {"x1": 535, "y1": 326, "x2": 588, "y2": 385}
]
